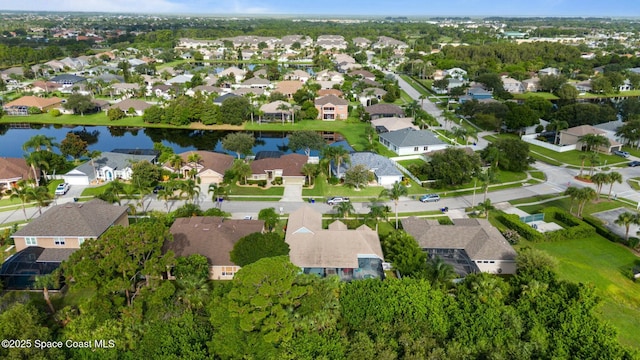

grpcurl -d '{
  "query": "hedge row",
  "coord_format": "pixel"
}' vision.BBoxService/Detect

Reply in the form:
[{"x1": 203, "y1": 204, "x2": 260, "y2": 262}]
[
  {"x1": 582, "y1": 215, "x2": 623, "y2": 243},
  {"x1": 542, "y1": 207, "x2": 595, "y2": 242},
  {"x1": 498, "y1": 213, "x2": 545, "y2": 242}
]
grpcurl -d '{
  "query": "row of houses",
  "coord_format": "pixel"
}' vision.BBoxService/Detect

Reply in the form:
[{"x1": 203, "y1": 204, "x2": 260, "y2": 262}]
[{"x1": 1, "y1": 200, "x2": 516, "y2": 288}]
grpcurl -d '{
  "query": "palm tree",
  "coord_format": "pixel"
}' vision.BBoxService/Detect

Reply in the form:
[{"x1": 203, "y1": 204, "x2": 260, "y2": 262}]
[
  {"x1": 465, "y1": 127, "x2": 478, "y2": 146},
  {"x1": 419, "y1": 93, "x2": 428, "y2": 107},
  {"x1": 22, "y1": 134, "x2": 57, "y2": 153},
  {"x1": 606, "y1": 171, "x2": 623, "y2": 200},
  {"x1": 451, "y1": 126, "x2": 467, "y2": 146},
  {"x1": 403, "y1": 100, "x2": 420, "y2": 118},
  {"x1": 301, "y1": 163, "x2": 320, "y2": 186},
  {"x1": 330, "y1": 146, "x2": 350, "y2": 179},
  {"x1": 320, "y1": 146, "x2": 337, "y2": 176},
  {"x1": 86, "y1": 150, "x2": 102, "y2": 182},
  {"x1": 380, "y1": 181, "x2": 408, "y2": 229},
  {"x1": 477, "y1": 199, "x2": 494, "y2": 218},
  {"x1": 186, "y1": 152, "x2": 202, "y2": 179},
  {"x1": 587, "y1": 153, "x2": 600, "y2": 177},
  {"x1": 27, "y1": 186, "x2": 53, "y2": 216},
  {"x1": 576, "y1": 187, "x2": 597, "y2": 217},
  {"x1": 367, "y1": 203, "x2": 389, "y2": 222},
  {"x1": 565, "y1": 186, "x2": 580, "y2": 214},
  {"x1": 100, "y1": 179, "x2": 125, "y2": 205},
  {"x1": 478, "y1": 167, "x2": 497, "y2": 204},
  {"x1": 614, "y1": 211, "x2": 639, "y2": 241},
  {"x1": 179, "y1": 179, "x2": 201, "y2": 204},
  {"x1": 590, "y1": 172, "x2": 608, "y2": 196},
  {"x1": 169, "y1": 154, "x2": 184, "y2": 173},
  {"x1": 175, "y1": 276, "x2": 210, "y2": 311},
  {"x1": 579, "y1": 133, "x2": 610, "y2": 153},
  {"x1": 333, "y1": 201, "x2": 355, "y2": 220},
  {"x1": 158, "y1": 181, "x2": 178, "y2": 211},
  {"x1": 34, "y1": 273, "x2": 57, "y2": 314},
  {"x1": 24, "y1": 152, "x2": 47, "y2": 187},
  {"x1": 9, "y1": 180, "x2": 32, "y2": 220},
  {"x1": 426, "y1": 256, "x2": 456, "y2": 288},
  {"x1": 548, "y1": 120, "x2": 569, "y2": 145},
  {"x1": 276, "y1": 102, "x2": 291, "y2": 125},
  {"x1": 208, "y1": 183, "x2": 227, "y2": 209},
  {"x1": 483, "y1": 146, "x2": 505, "y2": 170},
  {"x1": 578, "y1": 153, "x2": 589, "y2": 177},
  {"x1": 232, "y1": 160, "x2": 252, "y2": 185}
]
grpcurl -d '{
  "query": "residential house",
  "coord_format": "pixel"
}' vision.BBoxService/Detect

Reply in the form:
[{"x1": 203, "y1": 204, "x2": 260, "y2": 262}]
[
  {"x1": 501, "y1": 76, "x2": 525, "y2": 94},
  {"x1": 332, "y1": 152, "x2": 403, "y2": 186},
  {"x1": 538, "y1": 67, "x2": 560, "y2": 76},
  {"x1": 12, "y1": 199, "x2": 129, "y2": 252},
  {"x1": 28, "y1": 81, "x2": 62, "y2": 94},
  {"x1": 274, "y1": 80, "x2": 303, "y2": 98},
  {"x1": 2, "y1": 96, "x2": 63, "y2": 116},
  {"x1": 3, "y1": 199, "x2": 128, "y2": 289},
  {"x1": 107, "y1": 99, "x2": 152, "y2": 116},
  {"x1": 445, "y1": 67, "x2": 467, "y2": 80},
  {"x1": 284, "y1": 69, "x2": 310, "y2": 83},
  {"x1": 232, "y1": 87, "x2": 265, "y2": 98},
  {"x1": 237, "y1": 77, "x2": 271, "y2": 89},
  {"x1": 378, "y1": 128, "x2": 448, "y2": 155},
  {"x1": 187, "y1": 85, "x2": 223, "y2": 97},
  {"x1": 365, "y1": 103, "x2": 404, "y2": 120},
  {"x1": 65, "y1": 151, "x2": 157, "y2": 185},
  {"x1": 250, "y1": 153, "x2": 308, "y2": 185},
  {"x1": 370, "y1": 117, "x2": 419, "y2": 133},
  {"x1": 359, "y1": 87, "x2": 387, "y2": 106},
  {"x1": 573, "y1": 80, "x2": 592, "y2": 93},
  {"x1": 0, "y1": 158, "x2": 37, "y2": 192},
  {"x1": 285, "y1": 206, "x2": 385, "y2": 280},
  {"x1": 110, "y1": 83, "x2": 141, "y2": 97},
  {"x1": 315, "y1": 95, "x2": 349, "y2": 120},
  {"x1": 213, "y1": 93, "x2": 239, "y2": 106},
  {"x1": 166, "y1": 74, "x2": 193, "y2": 85},
  {"x1": 558, "y1": 125, "x2": 622, "y2": 154},
  {"x1": 0, "y1": 66, "x2": 23, "y2": 81},
  {"x1": 280, "y1": 35, "x2": 313, "y2": 49},
  {"x1": 349, "y1": 69, "x2": 376, "y2": 81},
  {"x1": 521, "y1": 77, "x2": 540, "y2": 92},
  {"x1": 372, "y1": 36, "x2": 409, "y2": 52},
  {"x1": 259, "y1": 101, "x2": 295, "y2": 123},
  {"x1": 316, "y1": 35, "x2": 347, "y2": 50},
  {"x1": 50, "y1": 74, "x2": 87, "y2": 89},
  {"x1": 352, "y1": 37, "x2": 371, "y2": 48},
  {"x1": 163, "y1": 151, "x2": 234, "y2": 186},
  {"x1": 218, "y1": 66, "x2": 246, "y2": 83},
  {"x1": 165, "y1": 217, "x2": 265, "y2": 280},
  {"x1": 315, "y1": 70, "x2": 344, "y2": 83},
  {"x1": 317, "y1": 89, "x2": 344, "y2": 98},
  {"x1": 402, "y1": 217, "x2": 517, "y2": 275}
]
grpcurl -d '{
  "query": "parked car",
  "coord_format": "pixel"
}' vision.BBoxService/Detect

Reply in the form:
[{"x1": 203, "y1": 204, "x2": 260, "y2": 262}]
[
  {"x1": 629, "y1": 161, "x2": 640, "y2": 167},
  {"x1": 326, "y1": 196, "x2": 350, "y2": 205},
  {"x1": 55, "y1": 183, "x2": 70, "y2": 195},
  {"x1": 153, "y1": 185, "x2": 165, "y2": 194},
  {"x1": 419, "y1": 194, "x2": 441, "y2": 203},
  {"x1": 613, "y1": 150, "x2": 630, "y2": 158}
]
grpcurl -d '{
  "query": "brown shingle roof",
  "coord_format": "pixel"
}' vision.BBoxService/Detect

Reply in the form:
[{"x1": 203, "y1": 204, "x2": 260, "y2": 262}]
[
  {"x1": 166, "y1": 217, "x2": 264, "y2": 266},
  {"x1": 108, "y1": 99, "x2": 152, "y2": 112},
  {"x1": 0, "y1": 158, "x2": 35, "y2": 181},
  {"x1": 314, "y1": 94, "x2": 348, "y2": 106},
  {"x1": 563, "y1": 125, "x2": 605, "y2": 137},
  {"x1": 401, "y1": 217, "x2": 516, "y2": 261},
  {"x1": 275, "y1": 80, "x2": 303, "y2": 95},
  {"x1": 250, "y1": 153, "x2": 308, "y2": 176},
  {"x1": 4, "y1": 96, "x2": 63, "y2": 109},
  {"x1": 12, "y1": 199, "x2": 128, "y2": 238},
  {"x1": 170, "y1": 151, "x2": 235, "y2": 175},
  {"x1": 317, "y1": 89, "x2": 343, "y2": 97},
  {"x1": 365, "y1": 103, "x2": 404, "y2": 116}
]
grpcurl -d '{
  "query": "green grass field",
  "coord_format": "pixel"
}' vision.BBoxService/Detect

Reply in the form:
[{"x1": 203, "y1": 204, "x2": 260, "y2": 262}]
[{"x1": 521, "y1": 236, "x2": 640, "y2": 349}]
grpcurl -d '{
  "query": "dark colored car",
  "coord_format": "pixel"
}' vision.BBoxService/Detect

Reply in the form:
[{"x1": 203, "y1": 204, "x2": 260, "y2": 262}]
[
  {"x1": 629, "y1": 161, "x2": 640, "y2": 167},
  {"x1": 153, "y1": 185, "x2": 165, "y2": 194}
]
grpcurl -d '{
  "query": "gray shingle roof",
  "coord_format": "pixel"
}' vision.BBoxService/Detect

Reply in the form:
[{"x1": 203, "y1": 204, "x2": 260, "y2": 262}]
[
  {"x1": 333, "y1": 152, "x2": 401, "y2": 178},
  {"x1": 378, "y1": 128, "x2": 447, "y2": 147},
  {"x1": 74, "y1": 152, "x2": 156, "y2": 179},
  {"x1": 12, "y1": 199, "x2": 128, "y2": 238},
  {"x1": 401, "y1": 217, "x2": 517, "y2": 261}
]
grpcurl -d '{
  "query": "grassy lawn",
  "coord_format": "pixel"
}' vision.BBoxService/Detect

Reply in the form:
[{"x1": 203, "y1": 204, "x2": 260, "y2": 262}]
[
  {"x1": 508, "y1": 194, "x2": 563, "y2": 205},
  {"x1": 495, "y1": 170, "x2": 527, "y2": 183},
  {"x1": 512, "y1": 92, "x2": 559, "y2": 100},
  {"x1": 399, "y1": 75, "x2": 431, "y2": 96},
  {"x1": 528, "y1": 145, "x2": 627, "y2": 167},
  {"x1": 528, "y1": 170, "x2": 546, "y2": 181},
  {"x1": 627, "y1": 178, "x2": 640, "y2": 191},
  {"x1": 520, "y1": 236, "x2": 640, "y2": 349},
  {"x1": 622, "y1": 146, "x2": 640, "y2": 158},
  {"x1": 517, "y1": 197, "x2": 631, "y2": 215},
  {"x1": 229, "y1": 183, "x2": 284, "y2": 197},
  {"x1": 80, "y1": 183, "x2": 137, "y2": 197}
]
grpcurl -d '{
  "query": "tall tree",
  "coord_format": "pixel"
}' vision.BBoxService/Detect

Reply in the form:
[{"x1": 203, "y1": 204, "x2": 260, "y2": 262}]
[
  {"x1": 9, "y1": 180, "x2": 32, "y2": 220},
  {"x1": 614, "y1": 212, "x2": 639, "y2": 242},
  {"x1": 579, "y1": 134, "x2": 610, "y2": 153},
  {"x1": 606, "y1": 171, "x2": 623, "y2": 199},
  {"x1": 381, "y1": 230, "x2": 427, "y2": 277},
  {"x1": 59, "y1": 132, "x2": 88, "y2": 160},
  {"x1": 222, "y1": 132, "x2": 255, "y2": 159},
  {"x1": 343, "y1": 164, "x2": 370, "y2": 190},
  {"x1": 27, "y1": 185, "x2": 53, "y2": 216},
  {"x1": 287, "y1": 131, "x2": 325, "y2": 157},
  {"x1": 380, "y1": 181, "x2": 408, "y2": 229},
  {"x1": 230, "y1": 232, "x2": 290, "y2": 267}
]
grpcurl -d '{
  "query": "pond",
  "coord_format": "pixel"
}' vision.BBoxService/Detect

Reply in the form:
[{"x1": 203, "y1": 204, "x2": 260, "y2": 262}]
[{"x1": 0, "y1": 124, "x2": 336, "y2": 159}]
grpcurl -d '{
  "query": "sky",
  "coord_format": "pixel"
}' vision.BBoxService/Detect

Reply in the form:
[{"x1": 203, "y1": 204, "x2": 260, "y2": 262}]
[{"x1": 0, "y1": 0, "x2": 638, "y2": 17}]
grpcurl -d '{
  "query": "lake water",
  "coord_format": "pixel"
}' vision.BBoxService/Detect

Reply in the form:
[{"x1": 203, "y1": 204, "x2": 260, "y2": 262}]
[{"x1": 0, "y1": 124, "x2": 329, "y2": 159}]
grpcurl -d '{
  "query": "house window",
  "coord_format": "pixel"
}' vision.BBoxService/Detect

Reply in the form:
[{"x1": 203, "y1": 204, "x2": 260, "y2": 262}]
[
  {"x1": 221, "y1": 266, "x2": 236, "y2": 276},
  {"x1": 54, "y1": 237, "x2": 65, "y2": 246},
  {"x1": 78, "y1": 237, "x2": 85, "y2": 246},
  {"x1": 423, "y1": 146, "x2": 428, "y2": 151},
  {"x1": 414, "y1": 147, "x2": 419, "y2": 152},
  {"x1": 25, "y1": 237, "x2": 37, "y2": 246}
]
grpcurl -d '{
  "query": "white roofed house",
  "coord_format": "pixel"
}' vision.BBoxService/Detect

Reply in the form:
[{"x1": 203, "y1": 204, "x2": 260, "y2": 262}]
[
  {"x1": 64, "y1": 151, "x2": 157, "y2": 185},
  {"x1": 285, "y1": 206, "x2": 385, "y2": 280},
  {"x1": 332, "y1": 152, "x2": 403, "y2": 187},
  {"x1": 501, "y1": 76, "x2": 525, "y2": 94},
  {"x1": 218, "y1": 66, "x2": 247, "y2": 83}
]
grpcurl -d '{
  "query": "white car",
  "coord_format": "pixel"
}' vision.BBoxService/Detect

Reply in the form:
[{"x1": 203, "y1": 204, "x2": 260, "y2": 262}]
[{"x1": 55, "y1": 183, "x2": 70, "y2": 195}]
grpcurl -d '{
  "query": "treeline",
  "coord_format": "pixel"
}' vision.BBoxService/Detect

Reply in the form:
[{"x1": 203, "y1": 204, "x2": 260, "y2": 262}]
[{"x1": 0, "y1": 218, "x2": 634, "y2": 359}]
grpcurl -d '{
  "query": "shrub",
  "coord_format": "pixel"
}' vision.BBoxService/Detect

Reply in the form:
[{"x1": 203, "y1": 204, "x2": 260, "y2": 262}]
[
  {"x1": 543, "y1": 207, "x2": 594, "y2": 242},
  {"x1": 498, "y1": 213, "x2": 544, "y2": 241},
  {"x1": 48, "y1": 109, "x2": 61, "y2": 117},
  {"x1": 28, "y1": 106, "x2": 42, "y2": 114},
  {"x1": 328, "y1": 176, "x2": 340, "y2": 185},
  {"x1": 502, "y1": 229, "x2": 520, "y2": 245},
  {"x1": 582, "y1": 215, "x2": 622, "y2": 243},
  {"x1": 272, "y1": 177, "x2": 283, "y2": 186}
]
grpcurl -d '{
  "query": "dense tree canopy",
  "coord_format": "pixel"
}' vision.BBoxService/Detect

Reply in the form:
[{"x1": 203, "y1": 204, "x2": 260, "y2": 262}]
[
  {"x1": 481, "y1": 138, "x2": 532, "y2": 172},
  {"x1": 230, "y1": 232, "x2": 290, "y2": 267},
  {"x1": 427, "y1": 147, "x2": 482, "y2": 186}
]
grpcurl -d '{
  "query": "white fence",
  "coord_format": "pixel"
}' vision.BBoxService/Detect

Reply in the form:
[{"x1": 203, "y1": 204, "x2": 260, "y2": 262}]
[
  {"x1": 521, "y1": 134, "x2": 576, "y2": 153},
  {"x1": 389, "y1": 156, "x2": 427, "y2": 185}
]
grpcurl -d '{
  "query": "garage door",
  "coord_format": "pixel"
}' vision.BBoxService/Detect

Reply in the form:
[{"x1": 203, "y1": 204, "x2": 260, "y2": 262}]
[{"x1": 283, "y1": 176, "x2": 305, "y2": 185}]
